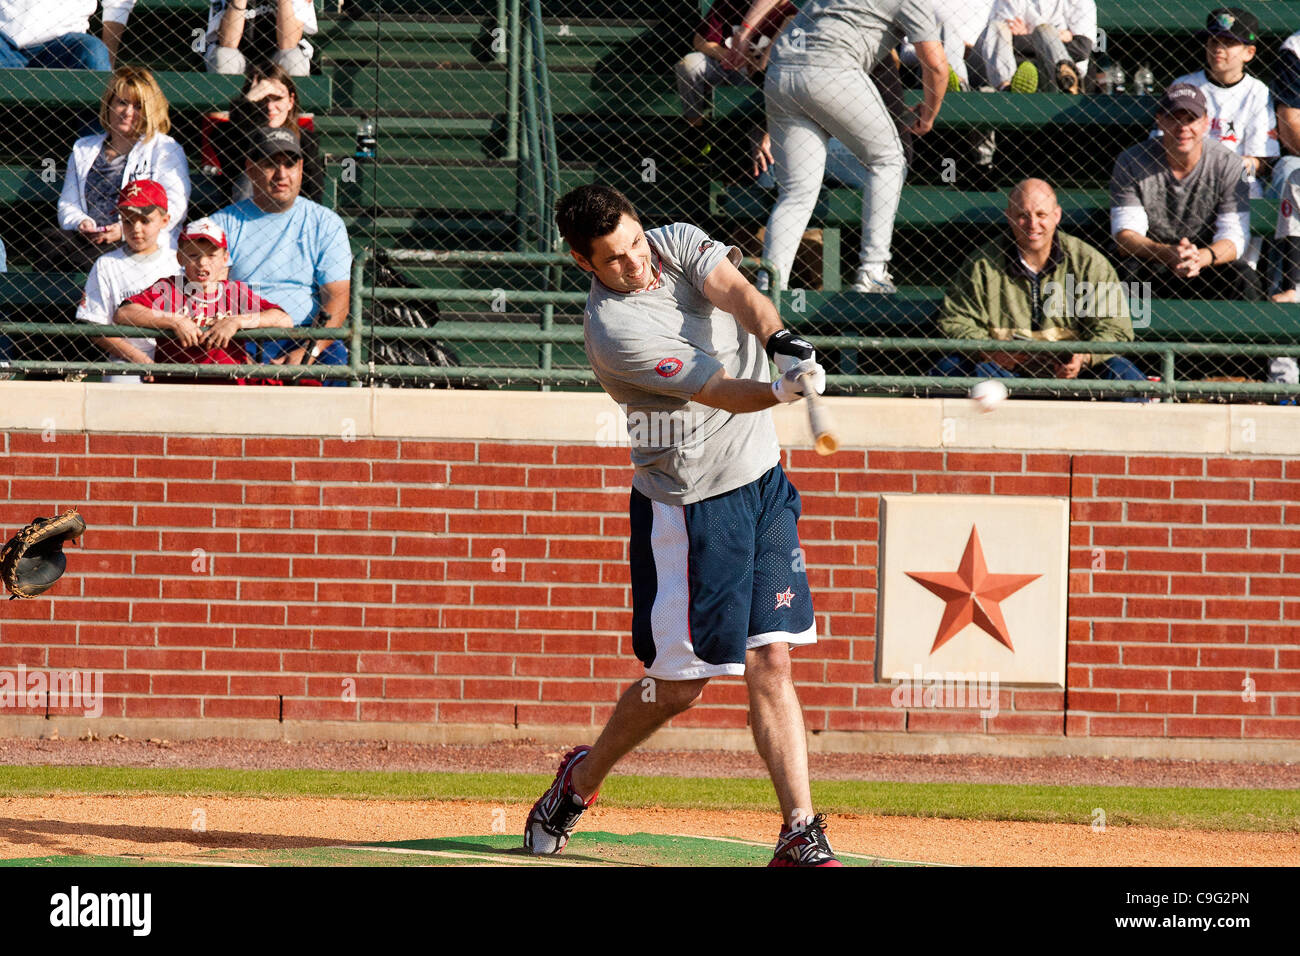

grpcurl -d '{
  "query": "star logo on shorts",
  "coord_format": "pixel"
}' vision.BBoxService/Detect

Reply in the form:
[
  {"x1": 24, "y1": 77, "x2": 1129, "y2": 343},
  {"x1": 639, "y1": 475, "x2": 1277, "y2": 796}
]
[{"x1": 774, "y1": 588, "x2": 795, "y2": 610}]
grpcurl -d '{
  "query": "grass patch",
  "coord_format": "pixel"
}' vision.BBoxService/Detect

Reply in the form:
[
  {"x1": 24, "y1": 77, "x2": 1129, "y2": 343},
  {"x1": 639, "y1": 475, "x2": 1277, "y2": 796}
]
[{"x1": 0, "y1": 766, "x2": 1295, "y2": 832}]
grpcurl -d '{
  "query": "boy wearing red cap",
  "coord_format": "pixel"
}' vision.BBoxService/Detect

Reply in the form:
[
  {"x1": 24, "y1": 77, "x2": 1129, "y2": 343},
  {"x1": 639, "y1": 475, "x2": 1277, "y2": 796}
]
[
  {"x1": 114, "y1": 216, "x2": 292, "y2": 384},
  {"x1": 77, "y1": 179, "x2": 177, "y2": 383}
]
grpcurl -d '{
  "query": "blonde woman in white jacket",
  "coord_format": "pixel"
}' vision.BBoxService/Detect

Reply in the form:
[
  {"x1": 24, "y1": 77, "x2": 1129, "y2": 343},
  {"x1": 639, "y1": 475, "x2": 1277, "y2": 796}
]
[{"x1": 43, "y1": 66, "x2": 190, "y2": 271}]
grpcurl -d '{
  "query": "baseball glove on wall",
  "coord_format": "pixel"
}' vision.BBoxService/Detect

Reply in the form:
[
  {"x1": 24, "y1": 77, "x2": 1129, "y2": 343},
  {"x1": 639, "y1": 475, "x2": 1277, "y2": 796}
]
[{"x1": 1, "y1": 510, "x2": 86, "y2": 599}]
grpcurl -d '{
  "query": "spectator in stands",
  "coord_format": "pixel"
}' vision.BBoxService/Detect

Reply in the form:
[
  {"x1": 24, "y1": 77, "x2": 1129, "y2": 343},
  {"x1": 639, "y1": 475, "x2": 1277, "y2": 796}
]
[
  {"x1": 0, "y1": 0, "x2": 135, "y2": 70},
  {"x1": 902, "y1": 0, "x2": 995, "y2": 89},
  {"x1": 205, "y1": 0, "x2": 317, "y2": 76},
  {"x1": 76, "y1": 180, "x2": 178, "y2": 383},
  {"x1": 677, "y1": 0, "x2": 797, "y2": 132},
  {"x1": 1263, "y1": 174, "x2": 1300, "y2": 387},
  {"x1": 211, "y1": 128, "x2": 352, "y2": 383},
  {"x1": 1111, "y1": 83, "x2": 1260, "y2": 300},
  {"x1": 45, "y1": 66, "x2": 190, "y2": 272},
  {"x1": 1271, "y1": 27, "x2": 1300, "y2": 194},
  {"x1": 1166, "y1": 9, "x2": 1276, "y2": 196},
  {"x1": 933, "y1": 178, "x2": 1145, "y2": 386},
  {"x1": 114, "y1": 217, "x2": 293, "y2": 384},
  {"x1": 208, "y1": 64, "x2": 323, "y2": 204},
  {"x1": 975, "y1": 0, "x2": 1095, "y2": 94}
]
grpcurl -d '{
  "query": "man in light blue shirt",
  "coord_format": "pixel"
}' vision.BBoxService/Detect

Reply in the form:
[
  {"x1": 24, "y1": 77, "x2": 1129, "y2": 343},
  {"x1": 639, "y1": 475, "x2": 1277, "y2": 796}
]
[{"x1": 212, "y1": 127, "x2": 352, "y2": 383}]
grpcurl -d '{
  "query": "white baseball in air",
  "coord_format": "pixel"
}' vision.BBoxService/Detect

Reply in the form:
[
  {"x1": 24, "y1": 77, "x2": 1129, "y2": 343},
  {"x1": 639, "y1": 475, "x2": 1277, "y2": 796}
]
[{"x1": 970, "y1": 379, "x2": 1008, "y2": 413}]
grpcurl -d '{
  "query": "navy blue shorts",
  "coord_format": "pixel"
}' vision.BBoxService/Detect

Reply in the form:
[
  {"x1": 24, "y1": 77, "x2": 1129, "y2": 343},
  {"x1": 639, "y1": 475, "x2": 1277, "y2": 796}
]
[{"x1": 629, "y1": 464, "x2": 817, "y2": 680}]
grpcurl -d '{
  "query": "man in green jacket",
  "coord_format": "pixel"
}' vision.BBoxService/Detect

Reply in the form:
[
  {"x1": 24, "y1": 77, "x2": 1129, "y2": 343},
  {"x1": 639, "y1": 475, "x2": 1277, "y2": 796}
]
[{"x1": 932, "y1": 178, "x2": 1147, "y2": 383}]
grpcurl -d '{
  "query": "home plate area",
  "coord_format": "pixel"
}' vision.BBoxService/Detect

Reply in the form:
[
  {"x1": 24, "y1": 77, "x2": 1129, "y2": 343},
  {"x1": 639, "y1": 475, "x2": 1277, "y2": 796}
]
[{"x1": 1, "y1": 833, "x2": 926, "y2": 867}]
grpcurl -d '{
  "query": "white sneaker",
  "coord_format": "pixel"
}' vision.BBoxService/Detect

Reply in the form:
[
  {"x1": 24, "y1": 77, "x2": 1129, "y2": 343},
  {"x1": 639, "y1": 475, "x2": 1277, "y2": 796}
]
[{"x1": 851, "y1": 266, "x2": 896, "y2": 294}]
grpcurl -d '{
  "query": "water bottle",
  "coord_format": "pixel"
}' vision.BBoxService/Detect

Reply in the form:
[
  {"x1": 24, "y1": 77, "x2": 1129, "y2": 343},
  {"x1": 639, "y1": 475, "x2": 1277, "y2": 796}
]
[
  {"x1": 1134, "y1": 65, "x2": 1154, "y2": 96},
  {"x1": 1107, "y1": 62, "x2": 1126, "y2": 95},
  {"x1": 354, "y1": 117, "x2": 376, "y2": 160}
]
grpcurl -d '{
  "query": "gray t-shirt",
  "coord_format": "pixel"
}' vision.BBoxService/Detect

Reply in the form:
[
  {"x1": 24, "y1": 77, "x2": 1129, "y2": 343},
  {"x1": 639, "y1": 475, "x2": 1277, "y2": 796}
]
[
  {"x1": 583, "y1": 222, "x2": 780, "y2": 506},
  {"x1": 85, "y1": 148, "x2": 129, "y2": 228},
  {"x1": 1109, "y1": 138, "x2": 1249, "y2": 248},
  {"x1": 769, "y1": 0, "x2": 940, "y2": 72}
]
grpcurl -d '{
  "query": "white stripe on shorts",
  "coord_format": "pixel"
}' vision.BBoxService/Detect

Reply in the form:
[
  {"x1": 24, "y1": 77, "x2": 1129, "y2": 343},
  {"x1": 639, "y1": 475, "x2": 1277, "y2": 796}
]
[
  {"x1": 748, "y1": 619, "x2": 818, "y2": 650},
  {"x1": 645, "y1": 501, "x2": 735, "y2": 680}
]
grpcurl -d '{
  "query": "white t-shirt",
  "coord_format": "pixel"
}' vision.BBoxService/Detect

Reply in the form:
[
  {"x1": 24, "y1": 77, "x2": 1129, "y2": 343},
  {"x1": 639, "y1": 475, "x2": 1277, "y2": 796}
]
[
  {"x1": 77, "y1": 246, "x2": 179, "y2": 363},
  {"x1": 988, "y1": 0, "x2": 1096, "y2": 42},
  {"x1": 0, "y1": 0, "x2": 135, "y2": 49},
  {"x1": 1274, "y1": 168, "x2": 1300, "y2": 239},
  {"x1": 1173, "y1": 70, "x2": 1279, "y2": 160},
  {"x1": 935, "y1": 0, "x2": 995, "y2": 46}
]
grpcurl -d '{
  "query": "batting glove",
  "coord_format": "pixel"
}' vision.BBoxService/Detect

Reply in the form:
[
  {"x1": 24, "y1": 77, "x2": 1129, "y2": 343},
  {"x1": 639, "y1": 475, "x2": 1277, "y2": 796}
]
[
  {"x1": 765, "y1": 329, "x2": 816, "y2": 375},
  {"x1": 771, "y1": 358, "x2": 826, "y2": 403}
]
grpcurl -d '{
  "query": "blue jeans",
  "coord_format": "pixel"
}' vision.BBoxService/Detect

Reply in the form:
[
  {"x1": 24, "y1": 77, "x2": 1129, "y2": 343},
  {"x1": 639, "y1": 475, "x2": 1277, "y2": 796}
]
[
  {"x1": 248, "y1": 337, "x2": 350, "y2": 386},
  {"x1": 931, "y1": 353, "x2": 1148, "y2": 400},
  {"x1": 0, "y1": 32, "x2": 111, "y2": 70}
]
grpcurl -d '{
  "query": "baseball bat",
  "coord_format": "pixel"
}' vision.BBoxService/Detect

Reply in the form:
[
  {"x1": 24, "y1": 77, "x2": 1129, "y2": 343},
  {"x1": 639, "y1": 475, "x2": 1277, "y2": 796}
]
[{"x1": 798, "y1": 371, "x2": 838, "y2": 456}]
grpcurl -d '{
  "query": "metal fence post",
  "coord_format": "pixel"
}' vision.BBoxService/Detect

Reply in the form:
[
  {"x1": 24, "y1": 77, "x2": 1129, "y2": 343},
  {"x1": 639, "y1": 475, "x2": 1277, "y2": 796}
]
[
  {"x1": 505, "y1": 0, "x2": 522, "y2": 163},
  {"x1": 350, "y1": 248, "x2": 369, "y2": 387}
]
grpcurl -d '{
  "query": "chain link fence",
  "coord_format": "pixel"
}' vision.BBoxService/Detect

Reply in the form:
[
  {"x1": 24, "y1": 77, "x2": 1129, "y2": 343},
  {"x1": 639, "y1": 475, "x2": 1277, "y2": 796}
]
[{"x1": 0, "y1": 1, "x2": 1298, "y2": 399}]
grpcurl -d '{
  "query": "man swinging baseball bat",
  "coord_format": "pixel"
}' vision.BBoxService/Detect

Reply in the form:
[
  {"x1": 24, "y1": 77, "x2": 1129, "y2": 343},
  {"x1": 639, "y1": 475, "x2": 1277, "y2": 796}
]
[{"x1": 523, "y1": 183, "x2": 840, "y2": 866}]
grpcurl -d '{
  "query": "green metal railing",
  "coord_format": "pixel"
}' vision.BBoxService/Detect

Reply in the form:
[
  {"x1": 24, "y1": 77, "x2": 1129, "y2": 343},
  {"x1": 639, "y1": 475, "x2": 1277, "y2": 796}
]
[
  {"x1": 510, "y1": 0, "x2": 560, "y2": 253},
  {"x1": 5, "y1": 247, "x2": 1300, "y2": 397}
]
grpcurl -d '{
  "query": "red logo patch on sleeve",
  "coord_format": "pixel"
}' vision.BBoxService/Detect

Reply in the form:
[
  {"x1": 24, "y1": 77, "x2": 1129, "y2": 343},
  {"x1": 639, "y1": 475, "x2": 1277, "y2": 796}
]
[
  {"x1": 655, "y1": 357, "x2": 683, "y2": 377},
  {"x1": 698, "y1": 240, "x2": 714, "y2": 253}
]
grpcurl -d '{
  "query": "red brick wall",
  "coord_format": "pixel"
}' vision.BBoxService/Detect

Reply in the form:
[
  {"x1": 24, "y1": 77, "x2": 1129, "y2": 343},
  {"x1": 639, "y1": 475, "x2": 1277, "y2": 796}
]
[{"x1": 2, "y1": 430, "x2": 1298, "y2": 740}]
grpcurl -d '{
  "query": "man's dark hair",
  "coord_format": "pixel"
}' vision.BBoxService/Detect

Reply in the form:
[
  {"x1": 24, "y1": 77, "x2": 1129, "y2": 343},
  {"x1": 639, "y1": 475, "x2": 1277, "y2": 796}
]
[{"x1": 555, "y1": 185, "x2": 639, "y2": 258}]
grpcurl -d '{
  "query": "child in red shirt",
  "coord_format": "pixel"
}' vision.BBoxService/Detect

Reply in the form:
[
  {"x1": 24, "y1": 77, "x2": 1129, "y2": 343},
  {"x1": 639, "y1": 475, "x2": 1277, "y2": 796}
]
[{"x1": 115, "y1": 217, "x2": 292, "y2": 384}]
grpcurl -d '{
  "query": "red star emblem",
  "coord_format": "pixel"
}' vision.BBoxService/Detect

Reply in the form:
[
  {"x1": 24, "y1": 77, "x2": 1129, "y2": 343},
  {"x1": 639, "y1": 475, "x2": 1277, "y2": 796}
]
[
  {"x1": 124, "y1": 183, "x2": 145, "y2": 199},
  {"x1": 774, "y1": 588, "x2": 794, "y2": 610},
  {"x1": 905, "y1": 525, "x2": 1040, "y2": 654}
]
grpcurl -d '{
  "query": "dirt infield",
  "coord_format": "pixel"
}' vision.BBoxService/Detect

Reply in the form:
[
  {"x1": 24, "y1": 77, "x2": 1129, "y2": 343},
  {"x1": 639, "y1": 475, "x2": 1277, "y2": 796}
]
[
  {"x1": 2, "y1": 738, "x2": 1294, "y2": 866},
  {"x1": 0, "y1": 795, "x2": 1295, "y2": 866}
]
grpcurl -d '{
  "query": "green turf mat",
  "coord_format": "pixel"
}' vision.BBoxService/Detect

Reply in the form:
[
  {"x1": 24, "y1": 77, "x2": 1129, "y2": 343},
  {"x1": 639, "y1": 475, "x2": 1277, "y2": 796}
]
[{"x1": 0, "y1": 833, "x2": 917, "y2": 867}]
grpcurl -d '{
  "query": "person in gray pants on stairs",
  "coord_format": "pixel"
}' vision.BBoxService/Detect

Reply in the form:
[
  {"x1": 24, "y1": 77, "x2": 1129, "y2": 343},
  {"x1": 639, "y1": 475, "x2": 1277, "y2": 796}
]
[{"x1": 727, "y1": 0, "x2": 949, "y2": 293}]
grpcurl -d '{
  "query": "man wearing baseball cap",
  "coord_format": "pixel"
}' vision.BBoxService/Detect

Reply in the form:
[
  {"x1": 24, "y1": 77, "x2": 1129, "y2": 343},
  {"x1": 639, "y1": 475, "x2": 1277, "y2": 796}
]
[
  {"x1": 1166, "y1": 8, "x2": 1276, "y2": 197},
  {"x1": 1110, "y1": 82, "x2": 1260, "y2": 301},
  {"x1": 211, "y1": 126, "x2": 352, "y2": 382},
  {"x1": 76, "y1": 179, "x2": 178, "y2": 382}
]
